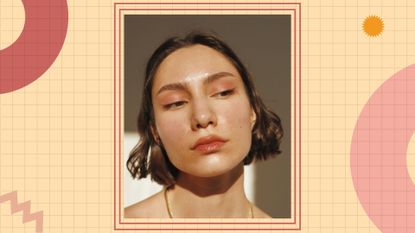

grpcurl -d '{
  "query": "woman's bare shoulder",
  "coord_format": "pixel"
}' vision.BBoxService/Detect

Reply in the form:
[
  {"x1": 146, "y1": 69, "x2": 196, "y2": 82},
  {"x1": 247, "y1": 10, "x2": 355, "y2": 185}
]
[
  {"x1": 252, "y1": 205, "x2": 272, "y2": 218},
  {"x1": 124, "y1": 191, "x2": 168, "y2": 218}
]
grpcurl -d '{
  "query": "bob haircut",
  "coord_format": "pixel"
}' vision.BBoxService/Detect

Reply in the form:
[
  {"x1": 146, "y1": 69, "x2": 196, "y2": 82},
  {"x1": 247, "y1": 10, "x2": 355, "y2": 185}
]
[{"x1": 127, "y1": 31, "x2": 283, "y2": 187}]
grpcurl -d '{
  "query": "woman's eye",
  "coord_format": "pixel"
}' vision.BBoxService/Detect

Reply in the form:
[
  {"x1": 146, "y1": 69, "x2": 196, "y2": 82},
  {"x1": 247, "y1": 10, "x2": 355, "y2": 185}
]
[
  {"x1": 215, "y1": 89, "x2": 234, "y2": 98},
  {"x1": 164, "y1": 101, "x2": 186, "y2": 110}
]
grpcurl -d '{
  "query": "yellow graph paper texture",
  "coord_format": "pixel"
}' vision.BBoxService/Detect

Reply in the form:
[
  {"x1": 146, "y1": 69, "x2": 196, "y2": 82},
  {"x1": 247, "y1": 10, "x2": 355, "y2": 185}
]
[{"x1": 1, "y1": 0, "x2": 414, "y2": 232}]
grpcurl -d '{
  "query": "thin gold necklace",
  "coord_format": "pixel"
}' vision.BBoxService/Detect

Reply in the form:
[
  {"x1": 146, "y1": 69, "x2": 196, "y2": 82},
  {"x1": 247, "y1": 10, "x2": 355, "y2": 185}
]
[{"x1": 164, "y1": 188, "x2": 254, "y2": 218}]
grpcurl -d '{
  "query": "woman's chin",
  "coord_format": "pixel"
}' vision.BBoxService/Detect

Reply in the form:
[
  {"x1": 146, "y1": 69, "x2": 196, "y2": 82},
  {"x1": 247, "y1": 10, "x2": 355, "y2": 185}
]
[{"x1": 179, "y1": 161, "x2": 243, "y2": 179}]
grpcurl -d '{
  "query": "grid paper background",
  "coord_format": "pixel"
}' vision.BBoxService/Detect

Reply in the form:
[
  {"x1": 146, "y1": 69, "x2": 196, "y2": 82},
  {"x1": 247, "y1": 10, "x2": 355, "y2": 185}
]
[{"x1": 1, "y1": 0, "x2": 415, "y2": 232}]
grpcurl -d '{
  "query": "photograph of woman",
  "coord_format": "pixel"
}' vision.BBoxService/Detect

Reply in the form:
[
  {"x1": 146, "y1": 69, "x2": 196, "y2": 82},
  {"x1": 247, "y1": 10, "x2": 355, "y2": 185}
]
[{"x1": 124, "y1": 31, "x2": 284, "y2": 218}]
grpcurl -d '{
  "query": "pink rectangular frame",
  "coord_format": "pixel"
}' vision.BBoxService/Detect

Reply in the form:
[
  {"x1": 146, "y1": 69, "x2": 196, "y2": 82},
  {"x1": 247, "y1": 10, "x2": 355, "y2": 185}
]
[{"x1": 113, "y1": 2, "x2": 302, "y2": 231}]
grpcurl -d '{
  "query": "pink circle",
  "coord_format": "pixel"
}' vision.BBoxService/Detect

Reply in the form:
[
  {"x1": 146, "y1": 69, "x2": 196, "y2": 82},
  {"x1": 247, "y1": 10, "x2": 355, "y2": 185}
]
[
  {"x1": 351, "y1": 64, "x2": 415, "y2": 232},
  {"x1": 0, "y1": 0, "x2": 68, "y2": 94}
]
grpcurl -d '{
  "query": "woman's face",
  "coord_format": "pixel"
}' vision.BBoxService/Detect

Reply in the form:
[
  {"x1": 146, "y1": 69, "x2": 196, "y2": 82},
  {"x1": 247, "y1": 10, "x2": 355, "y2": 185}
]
[{"x1": 151, "y1": 44, "x2": 256, "y2": 178}]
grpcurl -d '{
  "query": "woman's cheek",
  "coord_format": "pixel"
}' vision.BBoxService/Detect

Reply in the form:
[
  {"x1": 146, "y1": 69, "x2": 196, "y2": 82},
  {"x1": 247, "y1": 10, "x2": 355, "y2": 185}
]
[
  {"x1": 157, "y1": 114, "x2": 187, "y2": 143},
  {"x1": 224, "y1": 101, "x2": 251, "y2": 126}
]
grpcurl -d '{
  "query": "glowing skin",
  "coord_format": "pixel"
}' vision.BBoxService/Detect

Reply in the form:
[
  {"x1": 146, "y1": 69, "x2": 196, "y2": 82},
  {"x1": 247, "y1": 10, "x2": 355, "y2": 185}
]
[
  {"x1": 125, "y1": 44, "x2": 271, "y2": 218},
  {"x1": 152, "y1": 44, "x2": 256, "y2": 178}
]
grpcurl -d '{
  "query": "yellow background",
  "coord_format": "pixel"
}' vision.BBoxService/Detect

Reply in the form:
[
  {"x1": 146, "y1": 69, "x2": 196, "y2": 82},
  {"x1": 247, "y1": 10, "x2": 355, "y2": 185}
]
[{"x1": 1, "y1": 0, "x2": 414, "y2": 232}]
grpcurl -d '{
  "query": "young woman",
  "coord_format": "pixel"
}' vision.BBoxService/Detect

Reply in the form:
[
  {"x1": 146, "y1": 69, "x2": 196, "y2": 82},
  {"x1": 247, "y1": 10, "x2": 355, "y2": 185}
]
[{"x1": 125, "y1": 32, "x2": 283, "y2": 218}]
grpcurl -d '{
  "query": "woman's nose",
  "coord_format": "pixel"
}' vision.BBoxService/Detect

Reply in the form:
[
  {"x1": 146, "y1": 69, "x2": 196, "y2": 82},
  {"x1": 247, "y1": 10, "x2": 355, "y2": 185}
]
[{"x1": 190, "y1": 97, "x2": 217, "y2": 130}]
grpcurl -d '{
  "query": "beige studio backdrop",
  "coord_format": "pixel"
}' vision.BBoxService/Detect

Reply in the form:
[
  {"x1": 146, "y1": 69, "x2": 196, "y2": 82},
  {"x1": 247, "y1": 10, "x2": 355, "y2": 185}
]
[{"x1": 0, "y1": 0, "x2": 415, "y2": 232}]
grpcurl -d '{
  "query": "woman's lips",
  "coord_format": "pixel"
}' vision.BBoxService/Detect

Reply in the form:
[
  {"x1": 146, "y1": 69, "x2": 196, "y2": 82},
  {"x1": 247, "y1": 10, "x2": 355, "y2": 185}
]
[
  {"x1": 194, "y1": 141, "x2": 226, "y2": 154},
  {"x1": 191, "y1": 135, "x2": 228, "y2": 154}
]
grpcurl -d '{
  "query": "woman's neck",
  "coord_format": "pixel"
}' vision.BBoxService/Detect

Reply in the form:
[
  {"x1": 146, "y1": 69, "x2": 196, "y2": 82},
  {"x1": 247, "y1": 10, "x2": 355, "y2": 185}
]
[{"x1": 166, "y1": 163, "x2": 252, "y2": 218}]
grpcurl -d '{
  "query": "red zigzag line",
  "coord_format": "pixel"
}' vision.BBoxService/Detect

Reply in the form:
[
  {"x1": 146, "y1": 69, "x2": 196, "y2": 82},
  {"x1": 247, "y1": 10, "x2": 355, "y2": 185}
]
[{"x1": 0, "y1": 191, "x2": 43, "y2": 232}]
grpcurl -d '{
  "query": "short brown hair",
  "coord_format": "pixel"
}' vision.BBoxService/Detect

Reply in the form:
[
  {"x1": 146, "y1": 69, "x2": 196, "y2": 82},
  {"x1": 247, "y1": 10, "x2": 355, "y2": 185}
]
[{"x1": 127, "y1": 31, "x2": 283, "y2": 186}]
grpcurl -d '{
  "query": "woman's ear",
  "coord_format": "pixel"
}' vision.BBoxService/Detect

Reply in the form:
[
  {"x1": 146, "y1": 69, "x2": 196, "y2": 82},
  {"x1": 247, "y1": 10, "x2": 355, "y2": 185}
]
[
  {"x1": 150, "y1": 124, "x2": 161, "y2": 145},
  {"x1": 250, "y1": 108, "x2": 257, "y2": 130}
]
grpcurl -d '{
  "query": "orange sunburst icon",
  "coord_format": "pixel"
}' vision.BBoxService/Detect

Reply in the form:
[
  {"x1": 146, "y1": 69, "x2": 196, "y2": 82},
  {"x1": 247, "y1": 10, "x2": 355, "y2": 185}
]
[{"x1": 363, "y1": 15, "x2": 384, "y2": 37}]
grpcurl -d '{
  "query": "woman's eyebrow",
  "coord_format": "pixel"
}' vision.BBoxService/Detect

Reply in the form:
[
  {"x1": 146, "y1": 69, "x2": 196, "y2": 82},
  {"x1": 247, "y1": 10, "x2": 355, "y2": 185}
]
[
  {"x1": 205, "y1": 71, "x2": 235, "y2": 84},
  {"x1": 156, "y1": 71, "x2": 235, "y2": 96}
]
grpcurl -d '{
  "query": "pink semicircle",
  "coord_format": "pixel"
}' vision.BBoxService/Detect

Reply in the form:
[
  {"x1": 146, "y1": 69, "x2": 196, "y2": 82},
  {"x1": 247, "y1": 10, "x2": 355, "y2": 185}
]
[
  {"x1": 351, "y1": 64, "x2": 415, "y2": 232},
  {"x1": 0, "y1": 0, "x2": 68, "y2": 94}
]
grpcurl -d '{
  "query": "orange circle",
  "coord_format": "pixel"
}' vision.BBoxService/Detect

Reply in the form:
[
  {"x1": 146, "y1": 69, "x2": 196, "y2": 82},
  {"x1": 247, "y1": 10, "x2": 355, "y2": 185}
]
[{"x1": 363, "y1": 15, "x2": 384, "y2": 37}]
